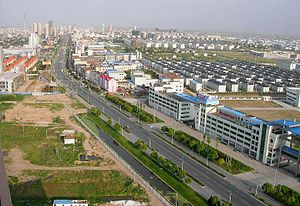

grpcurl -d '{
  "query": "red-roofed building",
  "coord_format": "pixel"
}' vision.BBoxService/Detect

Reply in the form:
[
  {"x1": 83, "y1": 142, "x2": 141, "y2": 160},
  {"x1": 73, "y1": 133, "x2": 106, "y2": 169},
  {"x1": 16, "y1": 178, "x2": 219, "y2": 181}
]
[
  {"x1": 98, "y1": 74, "x2": 118, "y2": 93},
  {"x1": 3, "y1": 55, "x2": 17, "y2": 66},
  {"x1": 5, "y1": 56, "x2": 28, "y2": 72},
  {"x1": 23, "y1": 56, "x2": 38, "y2": 71}
]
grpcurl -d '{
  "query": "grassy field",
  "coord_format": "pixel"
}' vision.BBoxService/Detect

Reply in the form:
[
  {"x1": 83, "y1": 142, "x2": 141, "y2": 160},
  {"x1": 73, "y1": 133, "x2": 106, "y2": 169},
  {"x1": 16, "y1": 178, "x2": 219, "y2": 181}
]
[
  {"x1": 81, "y1": 113, "x2": 208, "y2": 206},
  {"x1": 146, "y1": 50, "x2": 277, "y2": 64},
  {"x1": 209, "y1": 51, "x2": 277, "y2": 64},
  {"x1": 0, "y1": 122, "x2": 83, "y2": 166},
  {"x1": 10, "y1": 170, "x2": 147, "y2": 205},
  {"x1": 24, "y1": 103, "x2": 64, "y2": 112},
  {"x1": 242, "y1": 110, "x2": 300, "y2": 121},
  {"x1": 0, "y1": 94, "x2": 25, "y2": 102},
  {"x1": 220, "y1": 100, "x2": 282, "y2": 108},
  {"x1": 0, "y1": 102, "x2": 14, "y2": 112}
]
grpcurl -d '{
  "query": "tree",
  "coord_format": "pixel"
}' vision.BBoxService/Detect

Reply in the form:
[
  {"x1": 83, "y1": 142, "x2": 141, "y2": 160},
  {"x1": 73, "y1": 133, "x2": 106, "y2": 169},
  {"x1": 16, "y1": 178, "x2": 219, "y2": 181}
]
[
  {"x1": 114, "y1": 123, "x2": 122, "y2": 132},
  {"x1": 217, "y1": 158, "x2": 225, "y2": 166},
  {"x1": 208, "y1": 149, "x2": 219, "y2": 160},
  {"x1": 185, "y1": 177, "x2": 192, "y2": 184},
  {"x1": 208, "y1": 196, "x2": 221, "y2": 206},
  {"x1": 262, "y1": 183, "x2": 274, "y2": 194},
  {"x1": 107, "y1": 118, "x2": 112, "y2": 126}
]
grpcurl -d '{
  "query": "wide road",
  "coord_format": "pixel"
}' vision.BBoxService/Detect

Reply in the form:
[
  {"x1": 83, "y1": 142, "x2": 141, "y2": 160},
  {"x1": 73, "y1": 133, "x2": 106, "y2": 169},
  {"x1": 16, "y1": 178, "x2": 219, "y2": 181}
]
[{"x1": 54, "y1": 37, "x2": 263, "y2": 206}]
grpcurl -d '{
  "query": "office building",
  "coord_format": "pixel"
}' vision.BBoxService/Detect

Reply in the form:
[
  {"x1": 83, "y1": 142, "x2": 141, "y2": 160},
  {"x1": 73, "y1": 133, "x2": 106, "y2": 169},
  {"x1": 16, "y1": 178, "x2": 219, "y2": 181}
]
[{"x1": 148, "y1": 84, "x2": 195, "y2": 121}]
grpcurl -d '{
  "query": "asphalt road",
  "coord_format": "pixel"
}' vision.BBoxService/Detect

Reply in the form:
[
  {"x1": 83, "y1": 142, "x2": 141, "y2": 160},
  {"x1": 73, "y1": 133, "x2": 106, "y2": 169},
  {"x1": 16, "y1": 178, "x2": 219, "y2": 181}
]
[
  {"x1": 53, "y1": 37, "x2": 264, "y2": 206},
  {"x1": 81, "y1": 118, "x2": 175, "y2": 201}
]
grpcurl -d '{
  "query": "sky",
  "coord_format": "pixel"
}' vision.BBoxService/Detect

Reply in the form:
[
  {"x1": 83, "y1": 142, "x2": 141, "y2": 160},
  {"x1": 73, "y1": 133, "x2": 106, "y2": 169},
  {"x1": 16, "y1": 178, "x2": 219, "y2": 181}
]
[{"x1": 0, "y1": 0, "x2": 300, "y2": 37}]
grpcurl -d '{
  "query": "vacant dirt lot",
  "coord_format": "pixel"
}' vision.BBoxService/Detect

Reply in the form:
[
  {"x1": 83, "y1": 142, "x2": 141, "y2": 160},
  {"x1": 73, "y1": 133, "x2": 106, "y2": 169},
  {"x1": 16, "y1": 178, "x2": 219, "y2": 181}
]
[
  {"x1": 3, "y1": 93, "x2": 162, "y2": 206},
  {"x1": 242, "y1": 109, "x2": 300, "y2": 121},
  {"x1": 220, "y1": 100, "x2": 282, "y2": 108}
]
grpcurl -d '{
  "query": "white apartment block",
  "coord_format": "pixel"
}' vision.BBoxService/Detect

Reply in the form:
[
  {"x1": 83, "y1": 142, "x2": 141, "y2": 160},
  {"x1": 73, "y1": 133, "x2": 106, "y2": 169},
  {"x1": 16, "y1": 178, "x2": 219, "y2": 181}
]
[{"x1": 286, "y1": 87, "x2": 300, "y2": 107}]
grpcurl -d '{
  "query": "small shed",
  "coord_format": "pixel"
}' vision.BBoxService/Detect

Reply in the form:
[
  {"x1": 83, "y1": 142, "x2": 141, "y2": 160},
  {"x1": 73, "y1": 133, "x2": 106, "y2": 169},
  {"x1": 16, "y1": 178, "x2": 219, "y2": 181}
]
[{"x1": 60, "y1": 130, "x2": 76, "y2": 145}]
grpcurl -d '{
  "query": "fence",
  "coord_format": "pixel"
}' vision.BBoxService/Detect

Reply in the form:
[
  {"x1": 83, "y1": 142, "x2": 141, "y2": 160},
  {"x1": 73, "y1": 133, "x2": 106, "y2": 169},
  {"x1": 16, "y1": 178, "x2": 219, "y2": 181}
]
[{"x1": 74, "y1": 115, "x2": 172, "y2": 206}]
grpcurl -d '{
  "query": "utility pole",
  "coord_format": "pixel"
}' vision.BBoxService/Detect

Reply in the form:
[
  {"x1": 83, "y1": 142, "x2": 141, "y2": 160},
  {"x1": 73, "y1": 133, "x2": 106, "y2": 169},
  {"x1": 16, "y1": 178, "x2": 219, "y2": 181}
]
[
  {"x1": 181, "y1": 159, "x2": 184, "y2": 170},
  {"x1": 149, "y1": 138, "x2": 152, "y2": 148},
  {"x1": 273, "y1": 167, "x2": 278, "y2": 186}
]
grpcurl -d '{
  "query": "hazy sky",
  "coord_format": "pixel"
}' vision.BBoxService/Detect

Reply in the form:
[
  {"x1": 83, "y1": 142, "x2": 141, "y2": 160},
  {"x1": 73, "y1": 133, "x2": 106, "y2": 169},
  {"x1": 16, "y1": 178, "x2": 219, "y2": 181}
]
[{"x1": 0, "y1": 0, "x2": 300, "y2": 37}]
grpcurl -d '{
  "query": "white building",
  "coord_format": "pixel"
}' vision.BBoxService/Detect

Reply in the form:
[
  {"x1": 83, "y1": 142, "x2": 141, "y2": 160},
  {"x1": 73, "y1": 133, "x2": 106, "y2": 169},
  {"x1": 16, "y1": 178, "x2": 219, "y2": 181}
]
[
  {"x1": 28, "y1": 33, "x2": 39, "y2": 48},
  {"x1": 106, "y1": 70, "x2": 126, "y2": 81},
  {"x1": 148, "y1": 85, "x2": 195, "y2": 121},
  {"x1": 130, "y1": 71, "x2": 158, "y2": 87},
  {"x1": 286, "y1": 87, "x2": 300, "y2": 107}
]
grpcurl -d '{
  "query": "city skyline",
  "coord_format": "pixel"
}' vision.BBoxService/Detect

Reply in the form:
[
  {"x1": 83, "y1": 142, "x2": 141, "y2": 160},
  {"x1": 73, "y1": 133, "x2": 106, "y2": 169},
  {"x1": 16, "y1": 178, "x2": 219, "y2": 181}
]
[{"x1": 0, "y1": 0, "x2": 300, "y2": 37}]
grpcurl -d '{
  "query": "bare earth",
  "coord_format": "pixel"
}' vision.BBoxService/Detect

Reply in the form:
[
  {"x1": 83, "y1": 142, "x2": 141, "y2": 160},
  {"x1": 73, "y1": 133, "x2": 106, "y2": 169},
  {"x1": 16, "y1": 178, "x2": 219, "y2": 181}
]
[
  {"x1": 3, "y1": 93, "x2": 162, "y2": 206},
  {"x1": 219, "y1": 100, "x2": 282, "y2": 108}
]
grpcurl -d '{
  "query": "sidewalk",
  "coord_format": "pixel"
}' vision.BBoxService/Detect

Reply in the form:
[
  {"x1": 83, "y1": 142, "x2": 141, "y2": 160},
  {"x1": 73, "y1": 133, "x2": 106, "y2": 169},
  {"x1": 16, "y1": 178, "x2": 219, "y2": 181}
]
[{"x1": 125, "y1": 97, "x2": 300, "y2": 192}]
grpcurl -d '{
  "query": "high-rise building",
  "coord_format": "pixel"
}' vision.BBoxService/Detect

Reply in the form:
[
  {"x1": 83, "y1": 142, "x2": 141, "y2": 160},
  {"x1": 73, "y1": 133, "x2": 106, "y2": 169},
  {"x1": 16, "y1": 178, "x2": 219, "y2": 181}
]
[
  {"x1": 102, "y1": 24, "x2": 105, "y2": 33},
  {"x1": 29, "y1": 33, "x2": 39, "y2": 48},
  {"x1": 0, "y1": 46, "x2": 3, "y2": 74},
  {"x1": 45, "y1": 24, "x2": 50, "y2": 37},
  {"x1": 108, "y1": 24, "x2": 112, "y2": 33},
  {"x1": 33, "y1": 21, "x2": 42, "y2": 36},
  {"x1": 49, "y1": 20, "x2": 54, "y2": 36}
]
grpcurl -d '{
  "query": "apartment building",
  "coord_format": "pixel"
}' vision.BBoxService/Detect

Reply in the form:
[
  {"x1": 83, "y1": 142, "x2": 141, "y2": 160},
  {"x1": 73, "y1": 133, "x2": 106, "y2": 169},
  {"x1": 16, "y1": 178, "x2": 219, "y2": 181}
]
[
  {"x1": 286, "y1": 87, "x2": 300, "y2": 107},
  {"x1": 98, "y1": 74, "x2": 118, "y2": 93},
  {"x1": 206, "y1": 79, "x2": 226, "y2": 93}
]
